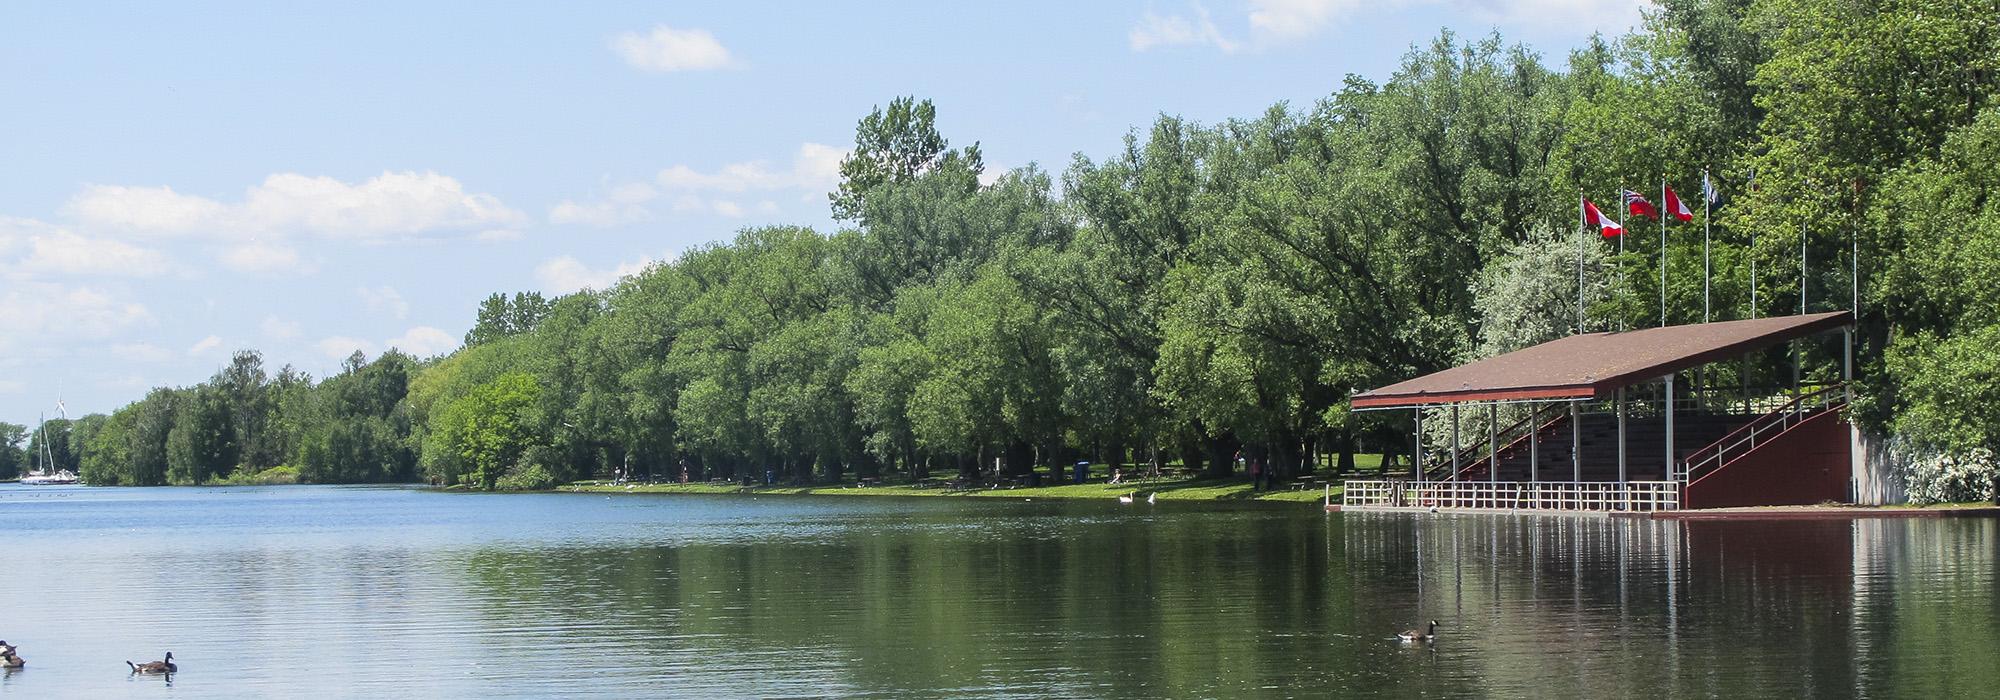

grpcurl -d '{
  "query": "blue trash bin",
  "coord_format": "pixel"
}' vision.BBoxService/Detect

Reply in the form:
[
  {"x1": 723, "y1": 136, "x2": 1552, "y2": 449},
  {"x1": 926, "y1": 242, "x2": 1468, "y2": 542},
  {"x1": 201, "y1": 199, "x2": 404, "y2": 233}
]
[{"x1": 1074, "y1": 461, "x2": 1090, "y2": 483}]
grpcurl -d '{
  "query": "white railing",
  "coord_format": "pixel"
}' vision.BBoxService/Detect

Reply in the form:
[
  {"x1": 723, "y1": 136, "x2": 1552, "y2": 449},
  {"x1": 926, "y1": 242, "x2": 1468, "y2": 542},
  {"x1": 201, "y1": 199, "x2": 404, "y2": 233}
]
[
  {"x1": 1679, "y1": 384, "x2": 1847, "y2": 483},
  {"x1": 1342, "y1": 479, "x2": 1682, "y2": 512}
]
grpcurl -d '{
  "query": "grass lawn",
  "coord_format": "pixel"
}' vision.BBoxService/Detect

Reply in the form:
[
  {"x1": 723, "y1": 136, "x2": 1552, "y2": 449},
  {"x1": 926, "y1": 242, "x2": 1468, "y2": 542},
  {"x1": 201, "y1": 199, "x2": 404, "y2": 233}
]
[{"x1": 561, "y1": 454, "x2": 1388, "y2": 505}]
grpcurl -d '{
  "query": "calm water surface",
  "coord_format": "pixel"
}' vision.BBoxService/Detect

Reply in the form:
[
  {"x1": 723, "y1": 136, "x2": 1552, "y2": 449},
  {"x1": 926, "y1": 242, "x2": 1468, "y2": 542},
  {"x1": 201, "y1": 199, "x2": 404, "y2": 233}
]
[{"x1": 1, "y1": 485, "x2": 1993, "y2": 698}]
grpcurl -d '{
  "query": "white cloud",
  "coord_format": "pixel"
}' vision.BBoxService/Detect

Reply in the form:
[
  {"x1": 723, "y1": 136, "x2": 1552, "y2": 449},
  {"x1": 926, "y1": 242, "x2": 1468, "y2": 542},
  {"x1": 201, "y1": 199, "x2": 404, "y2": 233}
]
[
  {"x1": 1130, "y1": 6, "x2": 1240, "y2": 52},
  {"x1": 612, "y1": 25, "x2": 735, "y2": 72},
  {"x1": 357, "y1": 285, "x2": 409, "y2": 319},
  {"x1": 1246, "y1": 0, "x2": 1360, "y2": 41},
  {"x1": 317, "y1": 336, "x2": 377, "y2": 360},
  {"x1": 792, "y1": 142, "x2": 846, "y2": 192},
  {"x1": 1462, "y1": 0, "x2": 1646, "y2": 32},
  {"x1": 188, "y1": 335, "x2": 224, "y2": 356},
  {"x1": 60, "y1": 184, "x2": 226, "y2": 232},
  {"x1": 548, "y1": 182, "x2": 658, "y2": 227},
  {"x1": 0, "y1": 283, "x2": 151, "y2": 346},
  {"x1": 551, "y1": 143, "x2": 844, "y2": 227},
  {"x1": 20, "y1": 229, "x2": 172, "y2": 277},
  {"x1": 220, "y1": 241, "x2": 304, "y2": 273},
  {"x1": 1129, "y1": 1, "x2": 1644, "y2": 52},
  {"x1": 655, "y1": 143, "x2": 846, "y2": 193},
  {"x1": 97, "y1": 373, "x2": 149, "y2": 391},
  {"x1": 66, "y1": 171, "x2": 525, "y2": 240},
  {"x1": 535, "y1": 253, "x2": 665, "y2": 294},
  {"x1": 110, "y1": 343, "x2": 173, "y2": 363},
  {"x1": 978, "y1": 165, "x2": 1008, "y2": 188},
  {"x1": 261, "y1": 316, "x2": 302, "y2": 340},
  {"x1": 384, "y1": 325, "x2": 459, "y2": 357}
]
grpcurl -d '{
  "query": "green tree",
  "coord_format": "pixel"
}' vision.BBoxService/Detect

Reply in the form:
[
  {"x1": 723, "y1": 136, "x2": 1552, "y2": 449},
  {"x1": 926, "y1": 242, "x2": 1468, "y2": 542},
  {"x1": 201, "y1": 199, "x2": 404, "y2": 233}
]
[
  {"x1": 0, "y1": 422, "x2": 27, "y2": 479},
  {"x1": 435, "y1": 371, "x2": 543, "y2": 490},
  {"x1": 831, "y1": 96, "x2": 984, "y2": 222},
  {"x1": 167, "y1": 384, "x2": 236, "y2": 484}
]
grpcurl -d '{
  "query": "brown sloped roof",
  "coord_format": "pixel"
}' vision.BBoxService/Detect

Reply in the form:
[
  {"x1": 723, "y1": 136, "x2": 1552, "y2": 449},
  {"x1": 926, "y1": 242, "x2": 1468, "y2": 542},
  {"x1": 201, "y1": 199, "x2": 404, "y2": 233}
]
[{"x1": 1350, "y1": 311, "x2": 1853, "y2": 409}]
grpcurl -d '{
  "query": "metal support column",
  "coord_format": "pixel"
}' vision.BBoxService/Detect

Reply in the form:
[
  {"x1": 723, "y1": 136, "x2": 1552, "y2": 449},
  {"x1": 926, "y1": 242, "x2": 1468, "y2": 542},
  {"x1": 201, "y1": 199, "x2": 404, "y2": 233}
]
[
  {"x1": 1530, "y1": 404, "x2": 1540, "y2": 482},
  {"x1": 1616, "y1": 387, "x2": 1628, "y2": 483},
  {"x1": 1843, "y1": 327, "x2": 1854, "y2": 403},
  {"x1": 1413, "y1": 407, "x2": 1423, "y2": 482},
  {"x1": 1488, "y1": 404, "x2": 1498, "y2": 483},
  {"x1": 1450, "y1": 403, "x2": 1461, "y2": 480},
  {"x1": 1570, "y1": 401, "x2": 1581, "y2": 482},
  {"x1": 1664, "y1": 374, "x2": 1676, "y2": 482}
]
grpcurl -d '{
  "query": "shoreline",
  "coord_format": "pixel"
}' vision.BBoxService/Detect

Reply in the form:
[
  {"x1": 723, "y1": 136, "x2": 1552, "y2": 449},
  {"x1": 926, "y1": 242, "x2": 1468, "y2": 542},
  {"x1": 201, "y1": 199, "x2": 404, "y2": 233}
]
[{"x1": 560, "y1": 477, "x2": 1339, "y2": 504}]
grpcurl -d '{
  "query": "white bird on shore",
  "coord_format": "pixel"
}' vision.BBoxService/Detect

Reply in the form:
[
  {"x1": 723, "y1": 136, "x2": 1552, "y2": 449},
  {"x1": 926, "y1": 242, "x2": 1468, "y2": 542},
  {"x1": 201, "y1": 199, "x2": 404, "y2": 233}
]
[{"x1": 1117, "y1": 494, "x2": 1134, "y2": 504}]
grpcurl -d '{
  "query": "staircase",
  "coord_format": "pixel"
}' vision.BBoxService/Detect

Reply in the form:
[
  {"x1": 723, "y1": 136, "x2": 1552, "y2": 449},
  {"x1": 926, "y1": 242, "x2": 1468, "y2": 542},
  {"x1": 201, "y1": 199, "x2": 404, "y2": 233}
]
[
  {"x1": 1681, "y1": 386, "x2": 1851, "y2": 508},
  {"x1": 1435, "y1": 408, "x2": 1759, "y2": 483}
]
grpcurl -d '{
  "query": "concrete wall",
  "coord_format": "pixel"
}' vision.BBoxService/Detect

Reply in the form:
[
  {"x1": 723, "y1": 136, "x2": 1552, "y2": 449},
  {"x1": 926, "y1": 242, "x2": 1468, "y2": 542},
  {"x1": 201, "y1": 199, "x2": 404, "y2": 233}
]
[{"x1": 1850, "y1": 426, "x2": 1908, "y2": 505}]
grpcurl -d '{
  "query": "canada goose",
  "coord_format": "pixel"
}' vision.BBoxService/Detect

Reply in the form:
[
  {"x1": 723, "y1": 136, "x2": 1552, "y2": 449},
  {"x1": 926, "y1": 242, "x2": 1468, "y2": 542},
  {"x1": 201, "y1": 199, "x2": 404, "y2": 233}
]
[
  {"x1": 1117, "y1": 494, "x2": 1134, "y2": 504},
  {"x1": 1397, "y1": 621, "x2": 1439, "y2": 642},
  {"x1": 128, "y1": 652, "x2": 175, "y2": 674}
]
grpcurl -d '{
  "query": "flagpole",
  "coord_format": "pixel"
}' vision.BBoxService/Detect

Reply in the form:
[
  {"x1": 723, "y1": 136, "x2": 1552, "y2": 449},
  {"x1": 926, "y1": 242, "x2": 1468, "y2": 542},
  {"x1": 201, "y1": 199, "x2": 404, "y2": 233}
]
[
  {"x1": 1749, "y1": 177, "x2": 1758, "y2": 320},
  {"x1": 1578, "y1": 189, "x2": 1586, "y2": 334},
  {"x1": 1796, "y1": 202, "x2": 1807, "y2": 400},
  {"x1": 1618, "y1": 185, "x2": 1626, "y2": 331},
  {"x1": 1703, "y1": 168, "x2": 1712, "y2": 324},
  {"x1": 1660, "y1": 174, "x2": 1668, "y2": 327}
]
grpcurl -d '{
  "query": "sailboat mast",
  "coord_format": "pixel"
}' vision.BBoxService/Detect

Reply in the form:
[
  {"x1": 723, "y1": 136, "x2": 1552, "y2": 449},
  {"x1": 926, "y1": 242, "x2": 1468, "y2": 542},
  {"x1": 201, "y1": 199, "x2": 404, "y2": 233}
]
[{"x1": 39, "y1": 411, "x2": 51, "y2": 472}]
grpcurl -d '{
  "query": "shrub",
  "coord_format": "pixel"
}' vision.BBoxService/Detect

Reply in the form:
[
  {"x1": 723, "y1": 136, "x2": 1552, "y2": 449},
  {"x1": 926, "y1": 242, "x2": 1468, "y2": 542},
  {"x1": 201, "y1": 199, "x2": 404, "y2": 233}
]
[
  {"x1": 1895, "y1": 443, "x2": 1998, "y2": 505},
  {"x1": 495, "y1": 462, "x2": 559, "y2": 491}
]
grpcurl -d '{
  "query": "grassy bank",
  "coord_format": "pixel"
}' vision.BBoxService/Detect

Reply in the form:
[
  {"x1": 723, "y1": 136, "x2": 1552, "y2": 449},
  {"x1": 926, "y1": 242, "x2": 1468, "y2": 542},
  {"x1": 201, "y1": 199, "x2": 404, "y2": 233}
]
[{"x1": 563, "y1": 476, "x2": 1340, "y2": 504}]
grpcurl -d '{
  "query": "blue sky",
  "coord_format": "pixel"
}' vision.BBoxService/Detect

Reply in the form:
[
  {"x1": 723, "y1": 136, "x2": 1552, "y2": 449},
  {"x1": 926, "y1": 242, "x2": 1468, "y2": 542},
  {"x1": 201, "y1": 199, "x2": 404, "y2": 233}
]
[{"x1": 0, "y1": 1, "x2": 1648, "y2": 428}]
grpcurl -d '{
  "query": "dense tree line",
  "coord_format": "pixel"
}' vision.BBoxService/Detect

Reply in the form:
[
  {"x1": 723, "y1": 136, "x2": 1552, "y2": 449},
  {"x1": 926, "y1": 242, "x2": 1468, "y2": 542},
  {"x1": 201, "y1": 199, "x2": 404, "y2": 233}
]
[{"x1": 18, "y1": 2, "x2": 1998, "y2": 498}]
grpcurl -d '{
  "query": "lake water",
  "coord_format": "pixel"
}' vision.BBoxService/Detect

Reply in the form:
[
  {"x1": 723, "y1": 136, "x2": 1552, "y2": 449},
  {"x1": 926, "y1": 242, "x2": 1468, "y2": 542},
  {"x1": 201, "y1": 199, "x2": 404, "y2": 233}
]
[{"x1": 1, "y1": 485, "x2": 1994, "y2": 698}]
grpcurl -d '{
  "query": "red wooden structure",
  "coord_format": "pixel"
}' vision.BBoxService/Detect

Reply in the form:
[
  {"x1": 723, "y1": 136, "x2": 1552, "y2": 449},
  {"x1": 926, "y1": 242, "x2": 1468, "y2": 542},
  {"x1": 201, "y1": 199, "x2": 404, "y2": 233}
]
[{"x1": 1343, "y1": 312, "x2": 1855, "y2": 511}]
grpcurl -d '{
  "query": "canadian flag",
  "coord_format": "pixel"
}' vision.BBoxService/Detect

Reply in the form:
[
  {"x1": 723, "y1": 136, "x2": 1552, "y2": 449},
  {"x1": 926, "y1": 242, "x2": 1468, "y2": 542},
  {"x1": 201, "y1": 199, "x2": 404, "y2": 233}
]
[
  {"x1": 1664, "y1": 185, "x2": 1695, "y2": 223},
  {"x1": 1584, "y1": 199, "x2": 1623, "y2": 238}
]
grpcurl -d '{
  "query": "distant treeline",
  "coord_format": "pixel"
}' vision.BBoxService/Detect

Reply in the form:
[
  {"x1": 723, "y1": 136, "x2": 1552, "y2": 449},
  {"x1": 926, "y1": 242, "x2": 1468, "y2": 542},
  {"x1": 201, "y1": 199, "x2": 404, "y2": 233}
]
[
  {"x1": 13, "y1": 350, "x2": 412, "y2": 485},
  {"x1": 12, "y1": 2, "x2": 1999, "y2": 498}
]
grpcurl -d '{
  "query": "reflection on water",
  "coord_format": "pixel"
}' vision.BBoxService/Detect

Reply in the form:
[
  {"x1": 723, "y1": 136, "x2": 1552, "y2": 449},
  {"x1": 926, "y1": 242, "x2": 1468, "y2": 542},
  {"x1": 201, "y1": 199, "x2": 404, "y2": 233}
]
[{"x1": 0, "y1": 485, "x2": 1993, "y2": 698}]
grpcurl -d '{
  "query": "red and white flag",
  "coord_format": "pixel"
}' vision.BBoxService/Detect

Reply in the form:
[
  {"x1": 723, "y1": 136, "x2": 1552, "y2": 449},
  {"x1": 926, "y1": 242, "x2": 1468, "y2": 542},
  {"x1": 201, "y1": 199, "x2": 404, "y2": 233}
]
[
  {"x1": 1623, "y1": 189, "x2": 1658, "y2": 219},
  {"x1": 1663, "y1": 185, "x2": 1694, "y2": 223},
  {"x1": 1584, "y1": 199, "x2": 1623, "y2": 238}
]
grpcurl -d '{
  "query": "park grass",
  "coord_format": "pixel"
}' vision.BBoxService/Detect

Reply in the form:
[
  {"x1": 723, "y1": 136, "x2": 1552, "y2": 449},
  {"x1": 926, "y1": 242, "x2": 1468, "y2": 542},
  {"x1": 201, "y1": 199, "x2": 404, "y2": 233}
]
[
  {"x1": 559, "y1": 454, "x2": 1388, "y2": 505},
  {"x1": 562, "y1": 475, "x2": 1343, "y2": 504}
]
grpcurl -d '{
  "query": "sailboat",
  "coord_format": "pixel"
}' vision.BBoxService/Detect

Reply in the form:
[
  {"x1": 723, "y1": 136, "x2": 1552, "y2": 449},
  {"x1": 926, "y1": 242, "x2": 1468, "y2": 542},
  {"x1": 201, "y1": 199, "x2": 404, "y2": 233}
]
[{"x1": 19, "y1": 406, "x2": 80, "y2": 486}]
